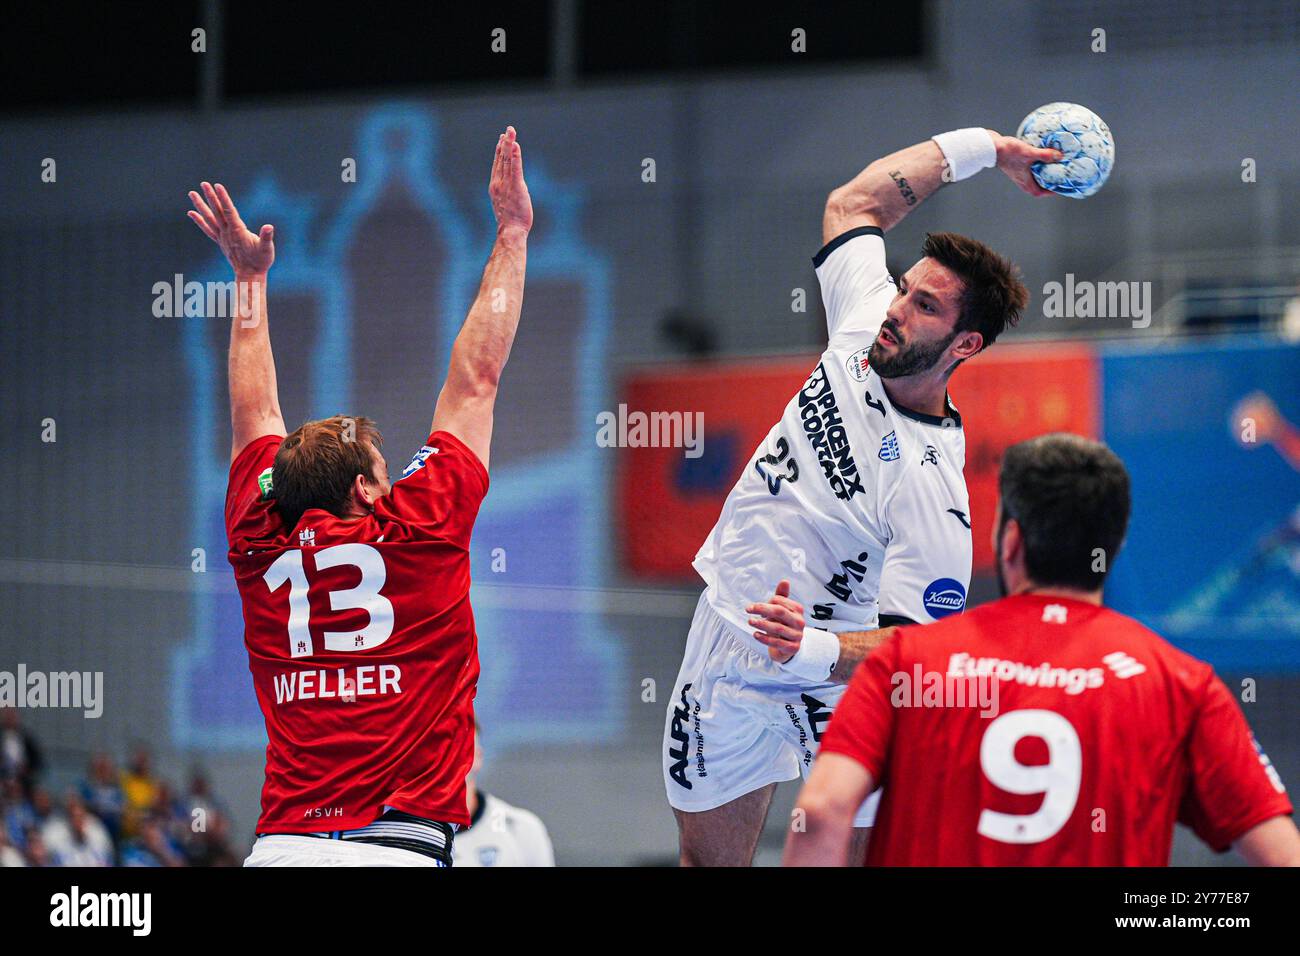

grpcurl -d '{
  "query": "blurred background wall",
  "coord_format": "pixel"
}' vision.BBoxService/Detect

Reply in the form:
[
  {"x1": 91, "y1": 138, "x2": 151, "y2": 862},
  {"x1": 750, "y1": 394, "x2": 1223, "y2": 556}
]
[{"x1": 1, "y1": 0, "x2": 1297, "y2": 864}]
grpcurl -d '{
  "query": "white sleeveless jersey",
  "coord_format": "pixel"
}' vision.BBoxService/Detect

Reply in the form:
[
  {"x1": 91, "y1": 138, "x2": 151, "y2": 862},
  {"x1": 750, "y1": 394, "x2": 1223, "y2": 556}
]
[{"x1": 693, "y1": 227, "x2": 973, "y2": 640}]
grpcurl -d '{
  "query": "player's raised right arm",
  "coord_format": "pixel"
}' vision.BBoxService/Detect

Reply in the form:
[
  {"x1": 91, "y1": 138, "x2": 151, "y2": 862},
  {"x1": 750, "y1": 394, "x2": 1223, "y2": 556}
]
[
  {"x1": 431, "y1": 127, "x2": 533, "y2": 472},
  {"x1": 187, "y1": 182, "x2": 286, "y2": 461},
  {"x1": 823, "y1": 130, "x2": 1062, "y2": 241}
]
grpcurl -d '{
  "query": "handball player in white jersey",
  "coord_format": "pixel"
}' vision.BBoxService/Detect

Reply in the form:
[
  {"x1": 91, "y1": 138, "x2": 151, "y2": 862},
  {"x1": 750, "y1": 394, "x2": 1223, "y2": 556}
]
[{"x1": 662, "y1": 126, "x2": 1063, "y2": 866}]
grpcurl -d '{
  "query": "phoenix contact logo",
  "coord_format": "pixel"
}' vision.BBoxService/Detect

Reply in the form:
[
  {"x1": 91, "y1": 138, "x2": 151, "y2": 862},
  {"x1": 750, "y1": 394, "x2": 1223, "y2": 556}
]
[{"x1": 797, "y1": 363, "x2": 863, "y2": 500}]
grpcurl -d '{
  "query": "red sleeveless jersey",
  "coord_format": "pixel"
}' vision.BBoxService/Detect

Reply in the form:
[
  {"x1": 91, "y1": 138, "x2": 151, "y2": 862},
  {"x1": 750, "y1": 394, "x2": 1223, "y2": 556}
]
[
  {"x1": 226, "y1": 430, "x2": 487, "y2": 831},
  {"x1": 821, "y1": 593, "x2": 1292, "y2": 865}
]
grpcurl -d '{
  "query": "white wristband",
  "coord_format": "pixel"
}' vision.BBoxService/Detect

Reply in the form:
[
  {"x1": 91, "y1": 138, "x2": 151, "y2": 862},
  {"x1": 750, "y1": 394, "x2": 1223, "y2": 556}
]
[
  {"x1": 781, "y1": 626, "x2": 841, "y2": 683},
  {"x1": 931, "y1": 127, "x2": 998, "y2": 182}
]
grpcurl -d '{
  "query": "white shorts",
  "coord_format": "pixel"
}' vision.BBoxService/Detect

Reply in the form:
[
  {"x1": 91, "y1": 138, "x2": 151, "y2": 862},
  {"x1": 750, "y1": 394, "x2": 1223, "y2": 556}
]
[
  {"x1": 244, "y1": 834, "x2": 446, "y2": 867},
  {"x1": 662, "y1": 591, "x2": 880, "y2": 827}
]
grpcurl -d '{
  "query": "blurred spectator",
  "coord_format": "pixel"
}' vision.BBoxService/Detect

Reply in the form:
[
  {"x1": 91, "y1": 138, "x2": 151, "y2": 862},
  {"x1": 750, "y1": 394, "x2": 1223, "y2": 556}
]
[
  {"x1": 194, "y1": 811, "x2": 239, "y2": 866},
  {"x1": 182, "y1": 770, "x2": 236, "y2": 865},
  {"x1": 0, "y1": 826, "x2": 24, "y2": 867},
  {"x1": 42, "y1": 791, "x2": 112, "y2": 866},
  {"x1": 185, "y1": 771, "x2": 224, "y2": 825},
  {"x1": 1, "y1": 707, "x2": 44, "y2": 796},
  {"x1": 23, "y1": 829, "x2": 51, "y2": 867},
  {"x1": 28, "y1": 786, "x2": 57, "y2": 832},
  {"x1": 120, "y1": 745, "x2": 161, "y2": 839},
  {"x1": 2, "y1": 777, "x2": 35, "y2": 850},
  {"x1": 0, "y1": 719, "x2": 239, "y2": 866},
  {"x1": 152, "y1": 778, "x2": 188, "y2": 846},
  {"x1": 80, "y1": 751, "x2": 125, "y2": 840},
  {"x1": 31, "y1": 788, "x2": 64, "y2": 857},
  {"x1": 120, "y1": 815, "x2": 185, "y2": 867}
]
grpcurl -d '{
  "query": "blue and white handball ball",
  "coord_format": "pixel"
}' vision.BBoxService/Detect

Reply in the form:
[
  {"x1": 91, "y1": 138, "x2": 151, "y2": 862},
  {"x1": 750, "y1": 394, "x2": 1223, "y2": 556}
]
[{"x1": 1015, "y1": 102, "x2": 1114, "y2": 198}]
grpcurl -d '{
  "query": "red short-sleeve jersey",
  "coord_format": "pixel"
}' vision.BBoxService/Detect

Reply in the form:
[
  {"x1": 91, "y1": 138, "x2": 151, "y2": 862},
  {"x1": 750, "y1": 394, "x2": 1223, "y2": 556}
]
[
  {"x1": 226, "y1": 430, "x2": 488, "y2": 831},
  {"x1": 820, "y1": 593, "x2": 1292, "y2": 865}
]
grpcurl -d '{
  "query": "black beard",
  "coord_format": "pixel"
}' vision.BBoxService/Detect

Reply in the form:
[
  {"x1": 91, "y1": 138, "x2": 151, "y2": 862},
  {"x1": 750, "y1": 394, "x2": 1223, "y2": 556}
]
[{"x1": 870, "y1": 328, "x2": 957, "y2": 379}]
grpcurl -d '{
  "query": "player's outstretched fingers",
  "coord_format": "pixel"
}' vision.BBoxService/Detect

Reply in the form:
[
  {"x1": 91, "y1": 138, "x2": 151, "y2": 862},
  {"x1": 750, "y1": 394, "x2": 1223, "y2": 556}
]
[
  {"x1": 187, "y1": 209, "x2": 218, "y2": 242},
  {"x1": 214, "y1": 183, "x2": 244, "y2": 228},
  {"x1": 491, "y1": 133, "x2": 505, "y2": 184},
  {"x1": 189, "y1": 189, "x2": 220, "y2": 230},
  {"x1": 201, "y1": 182, "x2": 227, "y2": 228}
]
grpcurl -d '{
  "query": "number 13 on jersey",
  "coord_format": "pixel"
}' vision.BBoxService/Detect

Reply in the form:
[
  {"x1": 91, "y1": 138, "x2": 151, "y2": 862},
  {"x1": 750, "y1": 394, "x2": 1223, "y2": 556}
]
[{"x1": 262, "y1": 544, "x2": 395, "y2": 658}]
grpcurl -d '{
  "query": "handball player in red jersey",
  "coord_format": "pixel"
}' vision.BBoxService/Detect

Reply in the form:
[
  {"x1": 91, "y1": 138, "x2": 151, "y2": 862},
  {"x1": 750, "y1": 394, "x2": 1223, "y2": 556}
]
[
  {"x1": 186, "y1": 127, "x2": 533, "y2": 867},
  {"x1": 769, "y1": 433, "x2": 1300, "y2": 866}
]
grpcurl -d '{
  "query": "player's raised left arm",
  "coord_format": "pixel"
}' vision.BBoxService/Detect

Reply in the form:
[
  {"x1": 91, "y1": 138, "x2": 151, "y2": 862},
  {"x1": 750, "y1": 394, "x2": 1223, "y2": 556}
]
[
  {"x1": 187, "y1": 182, "x2": 286, "y2": 461},
  {"x1": 823, "y1": 131, "x2": 1063, "y2": 241},
  {"x1": 431, "y1": 127, "x2": 532, "y2": 472},
  {"x1": 783, "y1": 752, "x2": 875, "y2": 866}
]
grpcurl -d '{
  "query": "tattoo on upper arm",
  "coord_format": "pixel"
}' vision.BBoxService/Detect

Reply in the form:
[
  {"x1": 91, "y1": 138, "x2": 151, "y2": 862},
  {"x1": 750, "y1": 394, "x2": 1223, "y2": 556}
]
[{"x1": 889, "y1": 170, "x2": 917, "y2": 206}]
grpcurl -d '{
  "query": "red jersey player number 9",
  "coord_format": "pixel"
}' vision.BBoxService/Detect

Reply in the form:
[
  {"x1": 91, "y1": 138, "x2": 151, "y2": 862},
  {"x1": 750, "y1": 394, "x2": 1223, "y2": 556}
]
[{"x1": 977, "y1": 710, "x2": 1082, "y2": 845}]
